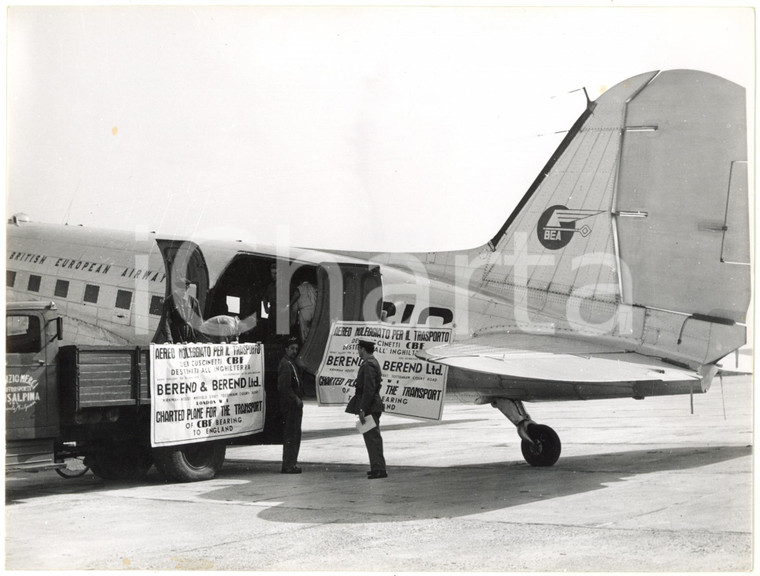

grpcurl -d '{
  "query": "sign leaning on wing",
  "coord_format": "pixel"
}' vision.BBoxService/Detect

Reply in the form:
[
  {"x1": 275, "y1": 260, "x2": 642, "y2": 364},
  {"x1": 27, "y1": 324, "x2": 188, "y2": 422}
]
[
  {"x1": 150, "y1": 343, "x2": 266, "y2": 447},
  {"x1": 316, "y1": 321, "x2": 452, "y2": 421}
]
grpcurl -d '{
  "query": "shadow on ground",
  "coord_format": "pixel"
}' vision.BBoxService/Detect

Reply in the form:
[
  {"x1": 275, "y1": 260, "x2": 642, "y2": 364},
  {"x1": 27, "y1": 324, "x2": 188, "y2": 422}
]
[
  {"x1": 6, "y1": 444, "x2": 751, "y2": 526},
  {"x1": 299, "y1": 417, "x2": 487, "y2": 441},
  {"x1": 217, "y1": 444, "x2": 751, "y2": 523}
]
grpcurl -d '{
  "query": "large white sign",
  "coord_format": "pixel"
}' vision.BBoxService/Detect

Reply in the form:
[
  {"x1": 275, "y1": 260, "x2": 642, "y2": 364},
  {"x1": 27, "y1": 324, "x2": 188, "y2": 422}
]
[
  {"x1": 316, "y1": 322, "x2": 451, "y2": 421},
  {"x1": 150, "y1": 343, "x2": 265, "y2": 447}
]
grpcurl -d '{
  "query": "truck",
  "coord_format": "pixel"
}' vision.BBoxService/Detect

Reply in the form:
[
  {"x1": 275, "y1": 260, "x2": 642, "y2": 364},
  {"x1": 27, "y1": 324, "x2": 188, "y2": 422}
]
[{"x1": 5, "y1": 301, "x2": 284, "y2": 482}]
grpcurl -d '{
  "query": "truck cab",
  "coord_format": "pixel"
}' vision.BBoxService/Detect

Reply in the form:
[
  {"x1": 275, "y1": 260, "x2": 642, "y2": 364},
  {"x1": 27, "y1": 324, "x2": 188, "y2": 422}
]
[{"x1": 6, "y1": 301, "x2": 63, "y2": 471}]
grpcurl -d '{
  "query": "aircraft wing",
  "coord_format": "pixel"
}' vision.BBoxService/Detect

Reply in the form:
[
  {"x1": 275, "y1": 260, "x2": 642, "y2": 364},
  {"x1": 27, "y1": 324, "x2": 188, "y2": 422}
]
[{"x1": 417, "y1": 333, "x2": 704, "y2": 400}]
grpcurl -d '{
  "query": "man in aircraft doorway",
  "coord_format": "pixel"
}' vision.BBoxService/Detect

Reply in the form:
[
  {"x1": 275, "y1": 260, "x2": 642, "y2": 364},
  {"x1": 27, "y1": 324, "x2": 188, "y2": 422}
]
[
  {"x1": 290, "y1": 279, "x2": 317, "y2": 341},
  {"x1": 156, "y1": 275, "x2": 203, "y2": 344}
]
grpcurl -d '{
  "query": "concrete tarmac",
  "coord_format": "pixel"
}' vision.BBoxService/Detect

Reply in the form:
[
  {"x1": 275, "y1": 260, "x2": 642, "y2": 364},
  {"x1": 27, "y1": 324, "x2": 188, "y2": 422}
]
[{"x1": 4, "y1": 375, "x2": 753, "y2": 572}]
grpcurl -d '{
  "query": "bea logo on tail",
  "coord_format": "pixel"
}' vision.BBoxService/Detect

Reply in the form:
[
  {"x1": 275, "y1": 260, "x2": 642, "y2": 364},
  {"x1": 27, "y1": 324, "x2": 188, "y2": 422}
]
[{"x1": 537, "y1": 205, "x2": 604, "y2": 250}]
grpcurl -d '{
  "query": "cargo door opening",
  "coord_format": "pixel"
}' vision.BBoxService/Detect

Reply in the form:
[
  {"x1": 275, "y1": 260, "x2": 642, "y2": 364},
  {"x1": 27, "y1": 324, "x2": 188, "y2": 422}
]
[
  {"x1": 298, "y1": 262, "x2": 383, "y2": 376},
  {"x1": 208, "y1": 254, "x2": 319, "y2": 442}
]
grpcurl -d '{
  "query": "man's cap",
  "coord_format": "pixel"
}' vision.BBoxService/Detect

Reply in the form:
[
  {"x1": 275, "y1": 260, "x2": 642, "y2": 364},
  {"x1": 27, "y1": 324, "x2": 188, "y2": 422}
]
[
  {"x1": 284, "y1": 336, "x2": 300, "y2": 348},
  {"x1": 357, "y1": 338, "x2": 375, "y2": 350}
]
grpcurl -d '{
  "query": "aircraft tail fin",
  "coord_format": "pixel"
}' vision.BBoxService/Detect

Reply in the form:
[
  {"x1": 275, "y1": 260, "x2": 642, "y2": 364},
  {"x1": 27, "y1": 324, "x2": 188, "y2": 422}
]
[{"x1": 478, "y1": 69, "x2": 750, "y2": 365}]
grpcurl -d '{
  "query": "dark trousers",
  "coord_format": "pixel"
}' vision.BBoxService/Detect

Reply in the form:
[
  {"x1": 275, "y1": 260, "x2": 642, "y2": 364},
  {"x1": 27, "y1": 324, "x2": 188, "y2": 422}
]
[
  {"x1": 363, "y1": 413, "x2": 386, "y2": 472},
  {"x1": 282, "y1": 403, "x2": 303, "y2": 469}
]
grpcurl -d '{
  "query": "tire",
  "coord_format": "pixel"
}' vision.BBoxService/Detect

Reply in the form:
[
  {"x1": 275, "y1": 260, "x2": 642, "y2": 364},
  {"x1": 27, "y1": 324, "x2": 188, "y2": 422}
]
[
  {"x1": 88, "y1": 444, "x2": 154, "y2": 481},
  {"x1": 520, "y1": 423, "x2": 561, "y2": 467},
  {"x1": 55, "y1": 457, "x2": 90, "y2": 479},
  {"x1": 152, "y1": 441, "x2": 226, "y2": 483}
]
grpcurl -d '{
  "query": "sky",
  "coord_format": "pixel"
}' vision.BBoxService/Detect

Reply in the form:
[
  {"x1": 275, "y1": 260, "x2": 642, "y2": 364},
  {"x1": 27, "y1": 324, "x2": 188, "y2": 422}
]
[{"x1": 5, "y1": 3, "x2": 756, "y2": 253}]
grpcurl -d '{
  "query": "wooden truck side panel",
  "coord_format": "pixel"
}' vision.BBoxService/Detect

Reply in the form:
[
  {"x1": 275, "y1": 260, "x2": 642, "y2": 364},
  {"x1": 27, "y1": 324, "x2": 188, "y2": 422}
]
[{"x1": 58, "y1": 345, "x2": 151, "y2": 415}]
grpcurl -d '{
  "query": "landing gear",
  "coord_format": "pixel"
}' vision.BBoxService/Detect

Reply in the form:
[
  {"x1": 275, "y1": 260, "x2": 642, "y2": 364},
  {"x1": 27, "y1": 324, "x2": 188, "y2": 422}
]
[
  {"x1": 520, "y1": 423, "x2": 561, "y2": 467},
  {"x1": 491, "y1": 398, "x2": 561, "y2": 467}
]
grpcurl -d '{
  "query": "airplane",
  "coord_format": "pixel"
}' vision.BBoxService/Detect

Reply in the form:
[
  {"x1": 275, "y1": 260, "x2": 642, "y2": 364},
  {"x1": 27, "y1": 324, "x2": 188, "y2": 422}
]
[{"x1": 6, "y1": 69, "x2": 751, "y2": 467}]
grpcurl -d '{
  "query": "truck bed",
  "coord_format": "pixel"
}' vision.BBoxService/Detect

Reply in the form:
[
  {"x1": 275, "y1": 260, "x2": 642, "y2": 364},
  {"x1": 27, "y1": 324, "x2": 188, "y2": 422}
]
[{"x1": 58, "y1": 345, "x2": 151, "y2": 412}]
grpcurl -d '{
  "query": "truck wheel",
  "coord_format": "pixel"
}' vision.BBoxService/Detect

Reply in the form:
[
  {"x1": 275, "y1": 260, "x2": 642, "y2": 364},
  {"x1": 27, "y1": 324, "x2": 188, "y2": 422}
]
[
  {"x1": 88, "y1": 445, "x2": 153, "y2": 481},
  {"x1": 152, "y1": 441, "x2": 226, "y2": 483},
  {"x1": 55, "y1": 456, "x2": 90, "y2": 479}
]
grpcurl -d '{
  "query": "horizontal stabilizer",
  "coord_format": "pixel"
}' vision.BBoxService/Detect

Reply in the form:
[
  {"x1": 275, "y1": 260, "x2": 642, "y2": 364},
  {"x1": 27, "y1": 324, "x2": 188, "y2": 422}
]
[{"x1": 417, "y1": 333, "x2": 700, "y2": 385}]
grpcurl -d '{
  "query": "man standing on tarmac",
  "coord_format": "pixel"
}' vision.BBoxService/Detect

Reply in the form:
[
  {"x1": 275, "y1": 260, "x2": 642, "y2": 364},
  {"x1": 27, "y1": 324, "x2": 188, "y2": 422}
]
[
  {"x1": 354, "y1": 339, "x2": 387, "y2": 479},
  {"x1": 277, "y1": 336, "x2": 304, "y2": 474}
]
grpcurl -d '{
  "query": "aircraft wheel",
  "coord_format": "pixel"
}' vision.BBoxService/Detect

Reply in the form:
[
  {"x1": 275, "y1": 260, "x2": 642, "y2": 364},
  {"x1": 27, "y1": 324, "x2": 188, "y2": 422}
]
[
  {"x1": 520, "y1": 423, "x2": 561, "y2": 467},
  {"x1": 152, "y1": 441, "x2": 226, "y2": 483}
]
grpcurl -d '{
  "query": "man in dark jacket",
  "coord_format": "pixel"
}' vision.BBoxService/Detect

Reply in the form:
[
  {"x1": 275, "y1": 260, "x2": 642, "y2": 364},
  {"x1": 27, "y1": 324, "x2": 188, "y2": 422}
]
[
  {"x1": 277, "y1": 336, "x2": 304, "y2": 473},
  {"x1": 354, "y1": 339, "x2": 387, "y2": 479}
]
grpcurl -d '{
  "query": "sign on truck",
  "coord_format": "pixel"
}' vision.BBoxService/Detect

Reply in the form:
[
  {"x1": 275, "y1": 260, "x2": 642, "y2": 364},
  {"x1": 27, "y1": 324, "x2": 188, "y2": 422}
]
[{"x1": 150, "y1": 342, "x2": 265, "y2": 447}]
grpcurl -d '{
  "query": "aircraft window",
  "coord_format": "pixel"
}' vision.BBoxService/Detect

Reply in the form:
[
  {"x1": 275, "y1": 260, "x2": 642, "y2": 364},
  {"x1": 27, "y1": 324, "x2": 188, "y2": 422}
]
[
  {"x1": 417, "y1": 306, "x2": 454, "y2": 326},
  {"x1": 54, "y1": 279, "x2": 70, "y2": 298},
  {"x1": 83, "y1": 284, "x2": 100, "y2": 304},
  {"x1": 27, "y1": 275, "x2": 41, "y2": 292},
  {"x1": 226, "y1": 296, "x2": 241, "y2": 315},
  {"x1": 7, "y1": 270, "x2": 16, "y2": 287},
  {"x1": 115, "y1": 289, "x2": 133, "y2": 310},
  {"x1": 149, "y1": 295, "x2": 163, "y2": 316},
  {"x1": 6, "y1": 315, "x2": 41, "y2": 354},
  {"x1": 382, "y1": 302, "x2": 397, "y2": 318}
]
